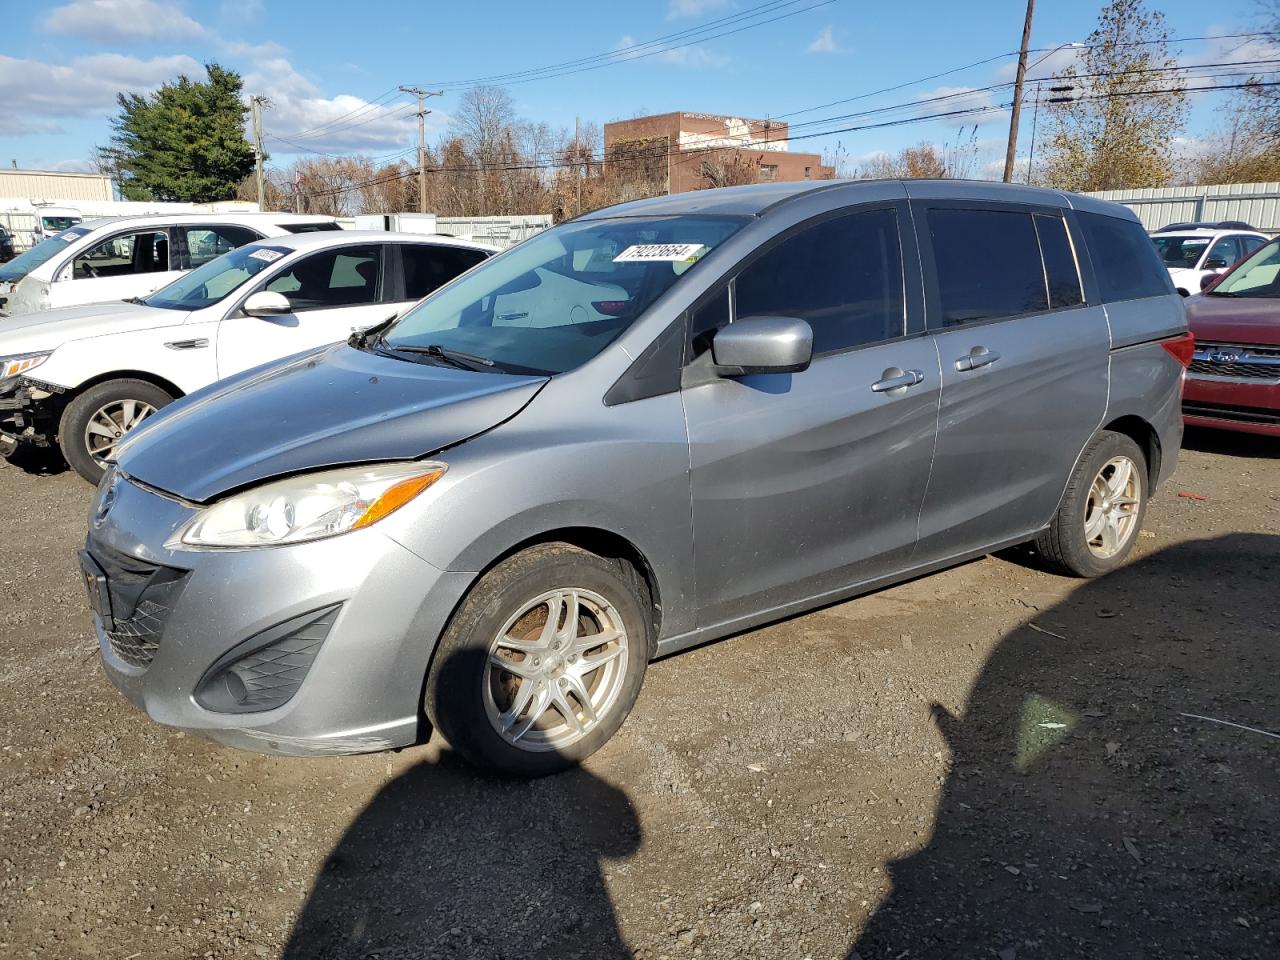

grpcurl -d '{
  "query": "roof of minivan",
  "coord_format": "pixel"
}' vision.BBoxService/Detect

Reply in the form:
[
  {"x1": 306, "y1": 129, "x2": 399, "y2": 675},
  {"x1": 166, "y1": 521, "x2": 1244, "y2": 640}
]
[
  {"x1": 243, "y1": 229, "x2": 498, "y2": 253},
  {"x1": 577, "y1": 178, "x2": 1138, "y2": 221}
]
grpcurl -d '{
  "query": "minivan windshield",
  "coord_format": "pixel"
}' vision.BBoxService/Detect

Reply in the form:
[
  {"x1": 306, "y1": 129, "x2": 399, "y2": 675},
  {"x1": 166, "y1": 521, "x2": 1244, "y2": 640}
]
[
  {"x1": 377, "y1": 215, "x2": 745, "y2": 375},
  {"x1": 144, "y1": 243, "x2": 291, "y2": 310},
  {"x1": 1207, "y1": 238, "x2": 1280, "y2": 297},
  {"x1": 0, "y1": 227, "x2": 91, "y2": 282}
]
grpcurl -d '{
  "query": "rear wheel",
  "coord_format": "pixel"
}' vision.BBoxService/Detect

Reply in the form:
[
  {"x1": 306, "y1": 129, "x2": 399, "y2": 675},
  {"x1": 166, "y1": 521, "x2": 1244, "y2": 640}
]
[
  {"x1": 425, "y1": 543, "x2": 650, "y2": 777},
  {"x1": 59, "y1": 379, "x2": 174, "y2": 483},
  {"x1": 1035, "y1": 430, "x2": 1147, "y2": 577}
]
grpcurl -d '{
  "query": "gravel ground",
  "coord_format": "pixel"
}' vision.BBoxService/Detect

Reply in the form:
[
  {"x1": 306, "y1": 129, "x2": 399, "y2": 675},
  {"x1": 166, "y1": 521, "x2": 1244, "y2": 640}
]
[{"x1": 1, "y1": 429, "x2": 1277, "y2": 959}]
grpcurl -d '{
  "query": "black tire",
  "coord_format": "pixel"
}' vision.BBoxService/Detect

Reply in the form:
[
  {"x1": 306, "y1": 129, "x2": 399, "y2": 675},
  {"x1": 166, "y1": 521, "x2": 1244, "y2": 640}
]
[
  {"x1": 425, "y1": 543, "x2": 650, "y2": 777},
  {"x1": 58, "y1": 379, "x2": 174, "y2": 484},
  {"x1": 1035, "y1": 430, "x2": 1148, "y2": 578}
]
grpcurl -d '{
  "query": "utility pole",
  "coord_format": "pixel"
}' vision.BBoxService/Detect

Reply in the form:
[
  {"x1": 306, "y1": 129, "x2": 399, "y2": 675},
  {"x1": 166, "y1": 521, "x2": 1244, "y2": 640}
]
[
  {"x1": 1002, "y1": 0, "x2": 1035, "y2": 183},
  {"x1": 399, "y1": 86, "x2": 443, "y2": 214},
  {"x1": 575, "y1": 116, "x2": 582, "y2": 216},
  {"x1": 250, "y1": 95, "x2": 269, "y2": 209}
]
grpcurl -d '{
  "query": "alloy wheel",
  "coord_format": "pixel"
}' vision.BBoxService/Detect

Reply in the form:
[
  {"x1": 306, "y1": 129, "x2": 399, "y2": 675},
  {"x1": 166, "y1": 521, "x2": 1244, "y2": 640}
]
[
  {"x1": 83, "y1": 399, "x2": 156, "y2": 464},
  {"x1": 1083, "y1": 455, "x2": 1140, "y2": 559},
  {"x1": 482, "y1": 588, "x2": 629, "y2": 752}
]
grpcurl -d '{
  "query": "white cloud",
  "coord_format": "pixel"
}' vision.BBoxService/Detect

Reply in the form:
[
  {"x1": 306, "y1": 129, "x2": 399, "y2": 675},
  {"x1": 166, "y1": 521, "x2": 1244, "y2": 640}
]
[
  {"x1": 43, "y1": 0, "x2": 204, "y2": 42},
  {"x1": 218, "y1": 0, "x2": 264, "y2": 21},
  {"x1": 667, "y1": 0, "x2": 732, "y2": 18},
  {"x1": 0, "y1": 52, "x2": 203, "y2": 132},
  {"x1": 225, "y1": 42, "x2": 428, "y2": 155},
  {"x1": 807, "y1": 26, "x2": 844, "y2": 54},
  {"x1": 614, "y1": 35, "x2": 729, "y2": 68}
]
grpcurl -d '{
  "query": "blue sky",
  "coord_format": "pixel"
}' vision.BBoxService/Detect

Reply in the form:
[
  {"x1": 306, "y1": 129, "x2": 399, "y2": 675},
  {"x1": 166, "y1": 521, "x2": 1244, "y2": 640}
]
[{"x1": 1, "y1": 0, "x2": 1275, "y2": 180}]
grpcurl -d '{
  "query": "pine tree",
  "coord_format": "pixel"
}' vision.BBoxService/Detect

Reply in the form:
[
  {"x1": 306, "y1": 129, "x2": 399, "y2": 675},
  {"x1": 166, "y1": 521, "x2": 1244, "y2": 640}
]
[
  {"x1": 98, "y1": 63, "x2": 256, "y2": 202},
  {"x1": 1041, "y1": 0, "x2": 1187, "y2": 191}
]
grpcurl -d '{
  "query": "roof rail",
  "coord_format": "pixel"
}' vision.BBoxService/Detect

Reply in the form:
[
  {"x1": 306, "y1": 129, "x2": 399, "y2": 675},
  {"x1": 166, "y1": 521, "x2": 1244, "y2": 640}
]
[{"x1": 1155, "y1": 220, "x2": 1258, "y2": 232}]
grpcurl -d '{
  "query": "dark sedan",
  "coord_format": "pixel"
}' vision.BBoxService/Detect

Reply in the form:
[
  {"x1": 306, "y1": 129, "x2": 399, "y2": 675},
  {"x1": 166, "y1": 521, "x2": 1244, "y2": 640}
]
[{"x1": 1184, "y1": 236, "x2": 1280, "y2": 436}]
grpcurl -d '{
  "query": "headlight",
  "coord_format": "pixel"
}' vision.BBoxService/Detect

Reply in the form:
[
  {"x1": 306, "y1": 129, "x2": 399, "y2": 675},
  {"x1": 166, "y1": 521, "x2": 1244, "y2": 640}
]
[
  {"x1": 170, "y1": 461, "x2": 447, "y2": 549},
  {"x1": 0, "y1": 352, "x2": 50, "y2": 380}
]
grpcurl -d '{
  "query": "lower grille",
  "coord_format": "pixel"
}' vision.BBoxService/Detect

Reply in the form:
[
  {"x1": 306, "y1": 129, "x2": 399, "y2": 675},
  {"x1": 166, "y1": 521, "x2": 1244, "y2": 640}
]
[
  {"x1": 1184, "y1": 399, "x2": 1280, "y2": 425},
  {"x1": 105, "y1": 599, "x2": 170, "y2": 668},
  {"x1": 86, "y1": 540, "x2": 188, "y2": 670}
]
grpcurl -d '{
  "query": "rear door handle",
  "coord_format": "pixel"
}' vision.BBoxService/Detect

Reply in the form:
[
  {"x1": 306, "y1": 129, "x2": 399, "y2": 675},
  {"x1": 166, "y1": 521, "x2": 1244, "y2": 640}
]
[
  {"x1": 871, "y1": 367, "x2": 925, "y2": 394},
  {"x1": 955, "y1": 346, "x2": 1000, "y2": 371}
]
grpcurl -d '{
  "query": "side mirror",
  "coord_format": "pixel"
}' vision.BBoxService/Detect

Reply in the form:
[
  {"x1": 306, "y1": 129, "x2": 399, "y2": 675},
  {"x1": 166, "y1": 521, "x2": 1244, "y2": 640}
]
[
  {"x1": 1201, "y1": 272, "x2": 1222, "y2": 292},
  {"x1": 243, "y1": 290, "x2": 292, "y2": 317},
  {"x1": 1203, "y1": 257, "x2": 1229, "y2": 270},
  {"x1": 712, "y1": 315, "x2": 813, "y2": 375}
]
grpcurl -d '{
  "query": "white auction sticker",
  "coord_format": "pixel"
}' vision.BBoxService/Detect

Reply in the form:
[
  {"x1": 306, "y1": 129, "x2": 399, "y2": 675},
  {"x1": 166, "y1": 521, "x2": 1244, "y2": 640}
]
[
  {"x1": 248, "y1": 248, "x2": 284, "y2": 262},
  {"x1": 613, "y1": 243, "x2": 706, "y2": 263}
]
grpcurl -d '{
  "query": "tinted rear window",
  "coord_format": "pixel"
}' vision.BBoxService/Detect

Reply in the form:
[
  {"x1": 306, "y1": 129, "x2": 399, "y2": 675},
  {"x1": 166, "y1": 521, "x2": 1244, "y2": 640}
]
[
  {"x1": 1078, "y1": 211, "x2": 1173, "y2": 302},
  {"x1": 1034, "y1": 214, "x2": 1084, "y2": 309},
  {"x1": 402, "y1": 244, "x2": 488, "y2": 299},
  {"x1": 928, "y1": 208, "x2": 1048, "y2": 326}
]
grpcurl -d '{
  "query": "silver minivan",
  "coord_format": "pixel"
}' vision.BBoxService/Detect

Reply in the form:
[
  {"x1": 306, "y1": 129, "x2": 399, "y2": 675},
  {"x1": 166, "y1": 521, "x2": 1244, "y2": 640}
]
[{"x1": 83, "y1": 180, "x2": 1191, "y2": 776}]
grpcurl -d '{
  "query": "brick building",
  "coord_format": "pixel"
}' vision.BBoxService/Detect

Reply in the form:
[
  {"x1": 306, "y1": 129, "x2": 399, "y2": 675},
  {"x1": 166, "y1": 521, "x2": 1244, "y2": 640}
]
[{"x1": 603, "y1": 112, "x2": 835, "y2": 194}]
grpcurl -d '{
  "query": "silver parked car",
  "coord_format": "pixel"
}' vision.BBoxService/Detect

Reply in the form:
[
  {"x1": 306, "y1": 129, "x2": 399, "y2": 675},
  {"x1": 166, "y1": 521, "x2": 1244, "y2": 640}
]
[{"x1": 83, "y1": 180, "x2": 1190, "y2": 776}]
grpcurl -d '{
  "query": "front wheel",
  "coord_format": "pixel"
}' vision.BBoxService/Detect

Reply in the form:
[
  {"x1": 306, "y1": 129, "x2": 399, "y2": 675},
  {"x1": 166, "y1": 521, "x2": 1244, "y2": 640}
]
[
  {"x1": 1035, "y1": 430, "x2": 1148, "y2": 577},
  {"x1": 425, "y1": 543, "x2": 650, "y2": 777},
  {"x1": 58, "y1": 379, "x2": 174, "y2": 483}
]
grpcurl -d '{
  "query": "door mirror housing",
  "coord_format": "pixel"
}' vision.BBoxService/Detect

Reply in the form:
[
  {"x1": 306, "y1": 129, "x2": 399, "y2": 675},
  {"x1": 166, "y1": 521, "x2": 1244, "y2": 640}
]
[
  {"x1": 1203, "y1": 257, "x2": 1229, "y2": 270},
  {"x1": 711, "y1": 315, "x2": 813, "y2": 375},
  {"x1": 243, "y1": 290, "x2": 293, "y2": 317},
  {"x1": 1200, "y1": 272, "x2": 1222, "y2": 292}
]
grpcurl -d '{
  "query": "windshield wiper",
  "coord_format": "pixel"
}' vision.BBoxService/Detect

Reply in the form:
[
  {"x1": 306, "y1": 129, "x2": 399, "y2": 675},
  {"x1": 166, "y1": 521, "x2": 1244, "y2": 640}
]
[
  {"x1": 349, "y1": 313, "x2": 399, "y2": 349},
  {"x1": 384, "y1": 343, "x2": 496, "y2": 371},
  {"x1": 123, "y1": 296, "x2": 148, "y2": 305}
]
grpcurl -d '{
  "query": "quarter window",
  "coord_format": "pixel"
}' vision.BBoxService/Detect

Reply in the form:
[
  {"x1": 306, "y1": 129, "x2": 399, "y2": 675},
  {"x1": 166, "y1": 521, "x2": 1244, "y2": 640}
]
[
  {"x1": 927, "y1": 209, "x2": 1047, "y2": 326},
  {"x1": 72, "y1": 230, "x2": 170, "y2": 279},
  {"x1": 1077, "y1": 211, "x2": 1173, "y2": 302},
  {"x1": 264, "y1": 245, "x2": 382, "y2": 310},
  {"x1": 733, "y1": 208, "x2": 906, "y2": 354}
]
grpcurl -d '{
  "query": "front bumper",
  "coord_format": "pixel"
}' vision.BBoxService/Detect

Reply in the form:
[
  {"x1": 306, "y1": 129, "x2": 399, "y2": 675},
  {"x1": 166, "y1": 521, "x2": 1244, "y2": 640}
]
[
  {"x1": 0, "y1": 377, "x2": 61, "y2": 446},
  {"x1": 1183, "y1": 374, "x2": 1280, "y2": 437},
  {"x1": 88, "y1": 475, "x2": 476, "y2": 756}
]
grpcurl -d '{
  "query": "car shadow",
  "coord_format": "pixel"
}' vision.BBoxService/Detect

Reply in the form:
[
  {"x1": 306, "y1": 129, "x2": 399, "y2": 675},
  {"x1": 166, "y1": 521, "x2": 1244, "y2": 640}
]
[
  {"x1": 1182, "y1": 425, "x2": 1280, "y2": 460},
  {"x1": 0, "y1": 443, "x2": 68, "y2": 476},
  {"x1": 283, "y1": 655, "x2": 642, "y2": 959},
  {"x1": 848, "y1": 533, "x2": 1280, "y2": 959}
]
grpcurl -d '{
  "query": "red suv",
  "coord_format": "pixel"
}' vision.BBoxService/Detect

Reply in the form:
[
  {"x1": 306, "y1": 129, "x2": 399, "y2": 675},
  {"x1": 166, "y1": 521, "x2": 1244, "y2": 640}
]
[{"x1": 1183, "y1": 236, "x2": 1280, "y2": 436}]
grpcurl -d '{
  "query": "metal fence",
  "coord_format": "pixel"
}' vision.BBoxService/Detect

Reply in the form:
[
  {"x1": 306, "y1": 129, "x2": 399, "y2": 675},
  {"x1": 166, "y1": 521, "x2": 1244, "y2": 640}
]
[{"x1": 1085, "y1": 182, "x2": 1280, "y2": 234}]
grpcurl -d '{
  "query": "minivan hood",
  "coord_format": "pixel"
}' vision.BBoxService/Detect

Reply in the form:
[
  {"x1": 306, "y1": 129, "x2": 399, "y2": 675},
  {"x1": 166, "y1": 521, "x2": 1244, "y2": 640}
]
[
  {"x1": 116, "y1": 342, "x2": 549, "y2": 503},
  {"x1": 1185, "y1": 294, "x2": 1280, "y2": 346},
  {"x1": 0, "y1": 301, "x2": 188, "y2": 355}
]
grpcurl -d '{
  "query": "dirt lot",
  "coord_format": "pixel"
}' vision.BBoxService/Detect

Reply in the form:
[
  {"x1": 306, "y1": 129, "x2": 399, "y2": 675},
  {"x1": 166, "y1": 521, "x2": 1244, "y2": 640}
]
[{"x1": 1, "y1": 430, "x2": 1276, "y2": 960}]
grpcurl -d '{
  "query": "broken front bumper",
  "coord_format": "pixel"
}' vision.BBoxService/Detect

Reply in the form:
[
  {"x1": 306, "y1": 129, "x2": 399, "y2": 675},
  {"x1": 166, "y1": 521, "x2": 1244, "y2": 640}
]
[{"x1": 0, "y1": 378, "x2": 62, "y2": 447}]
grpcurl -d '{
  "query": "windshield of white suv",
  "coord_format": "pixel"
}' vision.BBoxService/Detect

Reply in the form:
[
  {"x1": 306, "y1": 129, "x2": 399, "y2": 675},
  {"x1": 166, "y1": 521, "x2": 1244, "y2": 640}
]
[
  {"x1": 0, "y1": 227, "x2": 91, "y2": 282},
  {"x1": 376, "y1": 215, "x2": 745, "y2": 375},
  {"x1": 1151, "y1": 235, "x2": 1211, "y2": 268},
  {"x1": 1207, "y1": 238, "x2": 1280, "y2": 297},
  {"x1": 144, "y1": 243, "x2": 292, "y2": 310}
]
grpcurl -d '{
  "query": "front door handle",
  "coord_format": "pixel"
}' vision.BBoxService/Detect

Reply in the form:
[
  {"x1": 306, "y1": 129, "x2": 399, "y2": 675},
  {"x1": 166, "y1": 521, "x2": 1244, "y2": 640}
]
[
  {"x1": 871, "y1": 367, "x2": 925, "y2": 394},
  {"x1": 955, "y1": 346, "x2": 1000, "y2": 371}
]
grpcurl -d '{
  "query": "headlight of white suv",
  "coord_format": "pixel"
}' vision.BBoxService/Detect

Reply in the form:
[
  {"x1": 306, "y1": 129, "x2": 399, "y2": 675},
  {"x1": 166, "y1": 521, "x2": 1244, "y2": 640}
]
[
  {"x1": 170, "y1": 462, "x2": 447, "y2": 549},
  {"x1": 0, "y1": 352, "x2": 51, "y2": 381}
]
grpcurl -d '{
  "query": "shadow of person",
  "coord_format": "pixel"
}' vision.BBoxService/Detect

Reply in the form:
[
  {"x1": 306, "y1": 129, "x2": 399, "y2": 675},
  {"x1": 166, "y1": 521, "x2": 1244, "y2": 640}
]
[
  {"x1": 284, "y1": 659, "x2": 642, "y2": 959},
  {"x1": 849, "y1": 534, "x2": 1280, "y2": 959}
]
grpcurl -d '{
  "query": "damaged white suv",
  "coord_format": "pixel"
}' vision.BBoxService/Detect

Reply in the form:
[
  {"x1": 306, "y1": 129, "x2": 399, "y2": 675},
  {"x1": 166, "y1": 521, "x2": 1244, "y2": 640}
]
[{"x1": 0, "y1": 231, "x2": 494, "y2": 481}]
